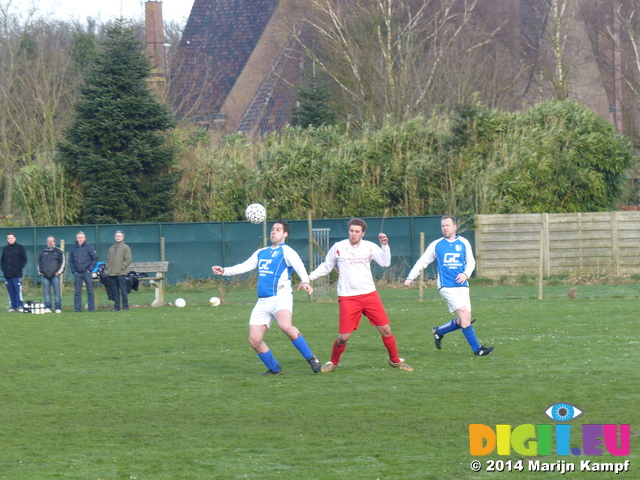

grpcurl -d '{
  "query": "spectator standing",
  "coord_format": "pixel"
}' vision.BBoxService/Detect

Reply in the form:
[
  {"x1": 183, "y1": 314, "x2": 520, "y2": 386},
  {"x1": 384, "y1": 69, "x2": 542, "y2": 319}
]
[
  {"x1": 37, "y1": 236, "x2": 65, "y2": 313},
  {"x1": 70, "y1": 231, "x2": 98, "y2": 312},
  {"x1": 1, "y1": 233, "x2": 27, "y2": 312},
  {"x1": 106, "y1": 230, "x2": 132, "y2": 311}
]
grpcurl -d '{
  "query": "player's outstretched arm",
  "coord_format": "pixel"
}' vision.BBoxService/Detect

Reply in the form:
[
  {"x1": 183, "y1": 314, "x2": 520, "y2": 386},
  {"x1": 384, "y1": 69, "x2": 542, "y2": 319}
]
[
  {"x1": 215, "y1": 251, "x2": 260, "y2": 277},
  {"x1": 308, "y1": 244, "x2": 338, "y2": 280},
  {"x1": 405, "y1": 240, "x2": 438, "y2": 283}
]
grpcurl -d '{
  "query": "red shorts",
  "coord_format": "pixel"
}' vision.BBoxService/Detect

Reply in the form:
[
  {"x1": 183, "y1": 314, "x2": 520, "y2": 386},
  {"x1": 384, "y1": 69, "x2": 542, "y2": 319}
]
[{"x1": 338, "y1": 291, "x2": 389, "y2": 334}]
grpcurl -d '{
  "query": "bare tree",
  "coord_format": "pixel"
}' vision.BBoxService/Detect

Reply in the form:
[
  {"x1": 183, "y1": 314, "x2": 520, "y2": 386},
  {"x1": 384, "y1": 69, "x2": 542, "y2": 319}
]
[
  {"x1": 294, "y1": 0, "x2": 518, "y2": 126},
  {"x1": 0, "y1": 3, "x2": 81, "y2": 214},
  {"x1": 607, "y1": 0, "x2": 640, "y2": 201},
  {"x1": 550, "y1": 0, "x2": 569, "y2": 99},
  {"x1": 610, "y1": 0, "x2": 640, "y2": 136},
  {"x1": 527, "y1": 0, "x2": 598, "y2": 104}
]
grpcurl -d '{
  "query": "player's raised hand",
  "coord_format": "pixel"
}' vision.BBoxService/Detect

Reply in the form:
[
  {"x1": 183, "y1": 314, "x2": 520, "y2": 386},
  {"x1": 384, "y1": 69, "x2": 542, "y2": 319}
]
[{"x1": 379, "y1": 233, "x2": 388, "y2": 245}]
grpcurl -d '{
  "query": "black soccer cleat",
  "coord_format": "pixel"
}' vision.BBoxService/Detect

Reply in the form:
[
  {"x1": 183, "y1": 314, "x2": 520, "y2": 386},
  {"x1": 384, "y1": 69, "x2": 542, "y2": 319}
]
[
  {"x1": 432, "y1": 327, "x2": 442, "y2": 350},
  {"x1": 474, "y1": 345, "x2": 494, "y2": 356},
  {"x1": 260, "y1": 369, "x2": 282, "y2": 375},
  {"x1": 306, "y1": 355, "x2": 322, "y2": 373}
]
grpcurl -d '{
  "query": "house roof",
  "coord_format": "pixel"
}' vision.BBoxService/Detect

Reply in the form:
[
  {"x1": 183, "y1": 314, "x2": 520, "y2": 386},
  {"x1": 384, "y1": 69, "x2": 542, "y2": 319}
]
[
  {"x1": 238, "y1": 37, "x2": 302, "y2": 136},
  {"x1": 175, "y1": 0, "x2": 300, "y2": 133}
]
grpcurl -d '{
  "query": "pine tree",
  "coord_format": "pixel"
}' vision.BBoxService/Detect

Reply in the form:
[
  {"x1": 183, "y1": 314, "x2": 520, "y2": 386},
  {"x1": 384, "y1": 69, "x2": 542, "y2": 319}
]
[
  {"x1": 290, "y1": 75, "x2": 337, "y2": 128},
  {"x1": 57, "y1": 21, "x2": 177, "y2": 224}
]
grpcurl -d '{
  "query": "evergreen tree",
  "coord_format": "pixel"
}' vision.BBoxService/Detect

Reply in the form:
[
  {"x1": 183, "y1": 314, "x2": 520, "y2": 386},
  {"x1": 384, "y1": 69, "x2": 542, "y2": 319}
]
[
  {"x1": 57, "y1": 21, "x2": 177, "y2": 224},
  {"x1": 69, "y1": 29, "x2": 99, "y2": 72},
  {"x1": 290, "y1": 74, "x2": 337, "y2": 128}
]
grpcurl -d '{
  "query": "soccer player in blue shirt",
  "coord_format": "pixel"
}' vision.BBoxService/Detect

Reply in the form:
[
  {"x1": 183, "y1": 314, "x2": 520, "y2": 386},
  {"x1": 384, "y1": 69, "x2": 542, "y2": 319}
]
[
  {"x1": 405, "y1": 216, "x2": 493, "y2": 356},
  {"x1": 212, "y1": 221, "x2": 321, "y2": 374}
]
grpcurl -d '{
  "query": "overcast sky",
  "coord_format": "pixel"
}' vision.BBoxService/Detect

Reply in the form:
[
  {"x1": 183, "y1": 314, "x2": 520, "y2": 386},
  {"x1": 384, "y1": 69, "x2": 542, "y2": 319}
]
[{"x1": 13, "y1": 0, "x2": 194, "y2": 25}]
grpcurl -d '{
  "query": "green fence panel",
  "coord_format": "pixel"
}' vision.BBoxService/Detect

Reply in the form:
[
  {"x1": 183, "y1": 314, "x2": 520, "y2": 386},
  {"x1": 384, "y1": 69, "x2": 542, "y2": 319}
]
[
  {"x1": 0, "y1": 216, "x2": 466, "y2": 286},
  {"x1": 162, "y1": 222, "x2": 223, "y2": 282}
]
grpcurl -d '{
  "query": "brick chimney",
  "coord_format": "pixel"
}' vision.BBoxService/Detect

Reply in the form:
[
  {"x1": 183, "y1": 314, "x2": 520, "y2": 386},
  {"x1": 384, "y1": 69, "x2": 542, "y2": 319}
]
[{"x1": 145, "y1": 0, "x2": 166, "y2": 78}]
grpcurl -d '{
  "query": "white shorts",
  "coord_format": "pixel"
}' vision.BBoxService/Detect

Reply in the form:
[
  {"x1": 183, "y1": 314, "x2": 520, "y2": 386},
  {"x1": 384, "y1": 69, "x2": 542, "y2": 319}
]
[
  {"x1": 249, "y1": 292, "x2": 293, "y2": 328},
  {"x1": 439, "y1": 287, "x2": 471, "y2": 314}
]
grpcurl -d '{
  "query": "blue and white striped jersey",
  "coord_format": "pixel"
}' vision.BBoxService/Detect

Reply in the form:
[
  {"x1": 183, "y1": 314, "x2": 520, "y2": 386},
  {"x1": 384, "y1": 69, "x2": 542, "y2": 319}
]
[
  {"x1": 222, "y1": 244, "x2": 310, "y2": 298},
  {"x1": 406, "y1": 235, "x2": 475, "y2": 289}
]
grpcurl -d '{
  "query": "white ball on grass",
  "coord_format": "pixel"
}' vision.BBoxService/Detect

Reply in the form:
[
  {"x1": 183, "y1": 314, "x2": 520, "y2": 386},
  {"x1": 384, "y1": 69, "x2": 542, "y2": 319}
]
[
  {"x1": 175, "y1": 298, "x2": 186, "y2": 308},
  {"x1": 209, "y1": 296, "x2": 221, "y2": 306}
]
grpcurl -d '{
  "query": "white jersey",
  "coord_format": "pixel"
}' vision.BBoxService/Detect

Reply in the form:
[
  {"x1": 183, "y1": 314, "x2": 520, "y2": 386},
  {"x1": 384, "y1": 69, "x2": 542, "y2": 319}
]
[
  {"x1": 309, "y1": 239, "x2": 390, "y2": 297},
  {"x1": 222, "y1": 244, "x2": 310, "y2": 298}
]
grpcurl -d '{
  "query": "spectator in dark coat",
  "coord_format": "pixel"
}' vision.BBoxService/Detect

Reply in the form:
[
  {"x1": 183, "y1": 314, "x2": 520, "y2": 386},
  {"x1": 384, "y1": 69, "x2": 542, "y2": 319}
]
[
  {"x1": 38, "y1": 236, "x2": 65, "y2": 313},
  {"x1": 1, "y1": 232, "x2": 27, "y2": 312},
  {"x1": 69, "y1": 231, "x2": 98, "y2": 312}
]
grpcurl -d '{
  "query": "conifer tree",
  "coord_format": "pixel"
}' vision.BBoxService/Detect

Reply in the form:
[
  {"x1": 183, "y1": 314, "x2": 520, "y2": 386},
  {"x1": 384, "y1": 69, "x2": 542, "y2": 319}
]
[
  {"x1": 290, "y1": 74, "x2": 337, "y2": 128},
  {"x1": 57, "y1": 21, "x2": 177, "y2": 223}
]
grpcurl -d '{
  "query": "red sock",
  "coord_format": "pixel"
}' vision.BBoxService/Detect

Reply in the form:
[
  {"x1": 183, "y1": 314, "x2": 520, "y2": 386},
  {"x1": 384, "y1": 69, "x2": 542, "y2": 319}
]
[
  {"x1": 330, "y1": 340, "x2": 347, "y2": 365},
  {"x1": 382, "y1": 335, "x2": 401, "y2": 363}
]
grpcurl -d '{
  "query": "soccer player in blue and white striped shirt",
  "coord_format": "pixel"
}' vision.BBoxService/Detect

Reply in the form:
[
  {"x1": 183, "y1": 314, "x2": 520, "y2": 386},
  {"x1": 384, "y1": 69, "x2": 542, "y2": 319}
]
[
  {"x1": 212, "y1": 221, "x2": 321, "y2": 374},
  {"x1": 405, "y1": 216, "x2": 493, "y2": 356}
]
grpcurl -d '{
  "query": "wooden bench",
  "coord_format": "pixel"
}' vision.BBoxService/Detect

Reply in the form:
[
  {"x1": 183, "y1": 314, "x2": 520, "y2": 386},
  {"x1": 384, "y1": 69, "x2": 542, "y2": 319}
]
[{"x1": 129, "y1": 261, "x2": 169, "y2": 307}]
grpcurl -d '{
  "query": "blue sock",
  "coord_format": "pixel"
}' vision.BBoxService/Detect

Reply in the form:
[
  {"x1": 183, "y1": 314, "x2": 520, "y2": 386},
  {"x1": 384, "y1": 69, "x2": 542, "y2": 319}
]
[
  {"x1": 291, "y1": 334, "x2": 314, "y2": 359},
  {"x1": 462, "y1": 325, "x2": 480, "y2": 352},
  {"x1": 257, "y1": 350, "x2": 281, "y2": 372},
  {"x1": 436, "y1": 318, "x2": 461, "y2": 336}
]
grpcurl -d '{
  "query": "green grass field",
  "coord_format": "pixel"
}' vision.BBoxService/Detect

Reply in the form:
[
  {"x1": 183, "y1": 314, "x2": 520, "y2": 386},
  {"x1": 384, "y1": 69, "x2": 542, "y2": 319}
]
[{"x1": 1, "y1": 288, "x2": 638, "y2": 479}]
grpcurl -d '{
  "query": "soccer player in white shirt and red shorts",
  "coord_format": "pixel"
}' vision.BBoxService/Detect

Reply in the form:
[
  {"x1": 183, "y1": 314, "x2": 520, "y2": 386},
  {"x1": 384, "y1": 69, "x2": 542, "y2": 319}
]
[
  {"x1": 405, "y1": 216, "x2": 493, "y2": 356},
  {"x1": 305, "y1": 218, "x2": 413, "y2": 373}
]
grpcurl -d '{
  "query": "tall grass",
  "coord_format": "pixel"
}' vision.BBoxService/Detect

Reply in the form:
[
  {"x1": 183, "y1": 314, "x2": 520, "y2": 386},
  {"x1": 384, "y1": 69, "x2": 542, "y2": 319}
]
[
  {"x1": 167, "y1": 100, "x2": 634, "y2": 224},
  {"x1": 13, "y1": 158, "x2": 82, "y2": 225}
]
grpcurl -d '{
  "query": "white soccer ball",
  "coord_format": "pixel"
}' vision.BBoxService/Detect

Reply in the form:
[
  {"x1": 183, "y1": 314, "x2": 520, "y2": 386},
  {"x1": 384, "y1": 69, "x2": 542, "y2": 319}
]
[
  {"x1": 175, "y1": 298, "x2": 186, "y2": 308},
  {"x1": 245, "y1": 203, "x2": 266, "y2": 224},
  {"x1": 209, "y1": 296, "x2": 221, "y2": 306}
]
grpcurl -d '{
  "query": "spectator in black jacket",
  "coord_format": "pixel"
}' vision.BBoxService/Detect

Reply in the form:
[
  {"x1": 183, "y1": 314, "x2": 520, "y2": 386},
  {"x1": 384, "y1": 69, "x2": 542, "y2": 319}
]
[
  {"x1": 69, "y1": 231, "x2": 98, "y2": 312},
  {"x1": 1, "y1": 232, "x2": 27, "y2": 312},
  {"x1": 38, "y1": 236, "x2": 65, "y2": 313}
]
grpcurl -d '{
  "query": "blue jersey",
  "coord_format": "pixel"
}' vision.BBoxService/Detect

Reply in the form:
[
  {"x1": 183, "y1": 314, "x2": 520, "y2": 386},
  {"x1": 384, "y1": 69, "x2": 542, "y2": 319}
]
[
  {"x1": 406, "y1": 235, "x2": 475, "y2": 289},
  {"x1": 221, "y1": 244, "x2": 310, "y2": 298},
  {"x1": 256, "y1": 245, "x2": 293, "y2": 297}
]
